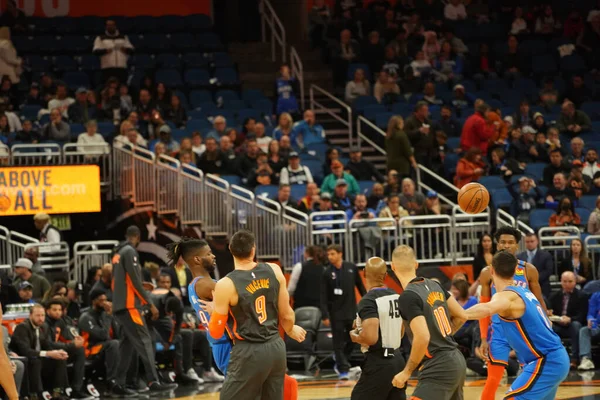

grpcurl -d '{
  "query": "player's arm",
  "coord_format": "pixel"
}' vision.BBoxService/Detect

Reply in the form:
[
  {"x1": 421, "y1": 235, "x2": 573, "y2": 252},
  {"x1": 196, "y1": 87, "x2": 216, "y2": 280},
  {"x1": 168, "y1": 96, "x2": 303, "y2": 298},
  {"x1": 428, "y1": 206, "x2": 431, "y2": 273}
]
[
  {"x1": 446, "y1": 296, "x2": 467, "y2": 334},
  {"x1": 478, "y1": 267, "x2": 492, "y2": 340},
  {"x1": 526, "y1": 263, "x2": 548, "y2": 312},
  {"x1": 269, "y1": 263, "x2": 306, "y2": 342},
  {"x1": 396, "y1": 292, "x2": 429, "y2": 379},
  {"x1": 351, "y1": 318, "x2": 379, "y2": 346},
  {"x1": 208, "y1": 277, "x2": 235, "y2": 340},
  {"x1": 465, "y1": 292, "x2": 513, "y2": 320},
  {"x1": 0, "y1": 309, "x2": 18, "y2": 400},
  {"x1": 122, "y1": 247, "x2": 151, "y2": 306}
]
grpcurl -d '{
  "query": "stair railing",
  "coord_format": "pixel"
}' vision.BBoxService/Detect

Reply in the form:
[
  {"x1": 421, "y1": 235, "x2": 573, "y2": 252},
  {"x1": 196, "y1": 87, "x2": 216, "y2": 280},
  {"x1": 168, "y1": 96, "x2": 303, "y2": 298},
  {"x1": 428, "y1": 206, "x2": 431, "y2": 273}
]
[
  {"x1": 290, "y1": 46, "x2": 305, "y2": 111},
  {"x1": 310, "y1": 84, "x2": 353, "y2": 146},
  {"x1": 259, "y1": 0, "x2": 286, "y2": 63}
]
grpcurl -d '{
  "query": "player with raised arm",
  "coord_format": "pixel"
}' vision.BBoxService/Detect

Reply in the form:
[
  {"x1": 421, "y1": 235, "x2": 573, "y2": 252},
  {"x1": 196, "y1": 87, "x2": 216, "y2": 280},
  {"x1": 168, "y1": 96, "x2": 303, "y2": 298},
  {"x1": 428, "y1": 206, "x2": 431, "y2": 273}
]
[
  {"x1": 465, "y1": 251, "x2": 569, "y2": 399},
  {"x1": 478, "y1": 226, "x2": 547, "y2": 400}
]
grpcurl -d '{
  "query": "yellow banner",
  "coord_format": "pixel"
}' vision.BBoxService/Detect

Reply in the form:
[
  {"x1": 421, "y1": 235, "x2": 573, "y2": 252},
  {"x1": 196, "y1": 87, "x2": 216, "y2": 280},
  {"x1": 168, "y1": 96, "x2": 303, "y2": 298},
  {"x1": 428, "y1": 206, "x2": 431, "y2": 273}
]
[{"x1": 0, "y1": 166, "x2": 101, "y2": 216}]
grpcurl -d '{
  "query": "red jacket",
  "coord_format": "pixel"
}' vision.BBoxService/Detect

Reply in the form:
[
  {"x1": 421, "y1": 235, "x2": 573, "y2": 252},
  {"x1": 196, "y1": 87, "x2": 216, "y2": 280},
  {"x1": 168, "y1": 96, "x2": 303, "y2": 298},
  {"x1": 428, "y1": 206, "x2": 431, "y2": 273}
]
[{"x1": 460, "y1": 113, "x2": 494, "y2": 154}]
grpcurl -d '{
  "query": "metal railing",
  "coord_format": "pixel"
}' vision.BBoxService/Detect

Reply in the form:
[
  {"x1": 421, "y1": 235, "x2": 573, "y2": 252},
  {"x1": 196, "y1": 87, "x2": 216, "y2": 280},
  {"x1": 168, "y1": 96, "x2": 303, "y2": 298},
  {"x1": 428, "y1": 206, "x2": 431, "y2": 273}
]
[
  {"x1": 399, "y1": 215, "x2": 454, "y2": 264},
  {"x1": 156, "y1": 155, "x2": 181, "y2": 215},
  {"x1": 180, "y1": 166, "x2": 205, "y2": 226},
  {"x1": 202, "y1": 174, "x2": 230, "y2": 235},
  {"x1": 0, "y1": 226, "x2": 10, "y2": 265},
  {"x1": 259, "y1": 0, "x2": 286, "y2": 63},
  {"x1": 452, "y1": 206, "x2": 491, "y2": 262},
  {"x1": 10, "y1": 143, "x2": 62, "y2": 166},
  {"x1": 25, "y1": 241, "x2": 70, "y2": 272},
  {"x1": 290, "y1": 46, "x2": 305, "y2": 111},
  {"x1": 310, "y1": 84, "x2": 353, "y2": 146},
  {"x1": 73, "y1": 240, "x2": 119, "y2": 283},
  {"x1": 310, "y1": 210, "x2": 349, "y2": 249},
  {"x1": 255, "y1": 195, "x2": 283, "y2": 259},
  {"x1": 132, "y1": 147, "x2": 156, "y2": 208},
  {"x1": 538, "y1": 226, "x2": 582, "y2": 275},
  {"x1": 112, "y1": 145, "x2": 134, "y2": 200},
  {"x1": 281, "y1": 206, "x2": 310, "y2": 267},
  {"x1": 356, "y1": 116, "x2": 387, "y2": 155},
  {"x1": 348, "y1": 218, "x2": 397, "y2": 266},
  {"x1": 63, "y1": 143, "x2": 112, "y2": 198},
  {"x1": 5, "y1": 229, "x2": 39, "y2": 266}
]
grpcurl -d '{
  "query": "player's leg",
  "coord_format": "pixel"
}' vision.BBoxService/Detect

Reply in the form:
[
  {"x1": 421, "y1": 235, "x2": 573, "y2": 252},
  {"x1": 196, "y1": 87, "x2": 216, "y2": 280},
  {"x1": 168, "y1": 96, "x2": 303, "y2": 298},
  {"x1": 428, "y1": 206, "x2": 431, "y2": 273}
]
[
  {"x1": 483, "y1": 328, "x2": 510, "y2": 400},
  {"x1": 211, "y1": 341, "x2": 232, "y2": 376},
  {"x1": 504, "y1": 349, "x2": 569, "y2": 400},
  {"x1": 411, "y1": 352, "x2": 464, "y2": 400},
  {"x1": 351, "y1": 355, "x2": 398, "y2": 400},
  {"x1": 219, "y1": 341, "x2": 271, "y2": 400},
  {"x1": 449, "y1": 350, "x2": 466, "y2": 400},
  {"x1": 283, "y1": 374, "x2": 298, "y2": 400},
  {"x1": 261, "y1": 337, "x2": 287, "y2": 400}
]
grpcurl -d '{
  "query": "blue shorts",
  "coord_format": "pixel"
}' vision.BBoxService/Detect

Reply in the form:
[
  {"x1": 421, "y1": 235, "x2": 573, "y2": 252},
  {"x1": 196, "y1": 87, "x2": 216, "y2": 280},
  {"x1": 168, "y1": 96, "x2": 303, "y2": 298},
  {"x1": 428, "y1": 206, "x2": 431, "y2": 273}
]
[
  {"x1": 489, "y1": 321, "x2": 511, "y2": 366},
  {"x1": 503, "y1": 348, "x2": 569, "y2": 400},
  {"x1": 212, "y1": 341, "x2": 232, "y2": 376}
]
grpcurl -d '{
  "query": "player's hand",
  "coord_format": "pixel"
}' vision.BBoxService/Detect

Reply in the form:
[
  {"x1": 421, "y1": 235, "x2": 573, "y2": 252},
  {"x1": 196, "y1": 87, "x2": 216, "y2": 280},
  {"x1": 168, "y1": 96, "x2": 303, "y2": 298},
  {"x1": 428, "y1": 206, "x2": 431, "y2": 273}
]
[
  {"x1": 322, "y1": 318, "x2": 330, "y2": 327},
  {"x1": 10, "y1": 361, "x2": 15, "y2": 374},
  {"x1": 288, "y1": 325, "x2": 306, "y2": 342},
  {"x1": 392, "y1": 369, "x2": 411, "y2": 389},
  {"x1": 73, "y1": 336, "x2": 84, "y2": 348},
  {"x1": 150, "y1": 304, "x2": 159, "y2": 321},
  {"x1": 199, "y1": 299, "x2": 214, "y2": 315},
  {"x1": 479, "y1": 339, "x2": 489, "y2": 359},
  {"x1": 350, "y1": 329, "x2": 361, "y2": 343},
  {"x1": 560, "y1": 316, "x2": 571, "y2": 325}
]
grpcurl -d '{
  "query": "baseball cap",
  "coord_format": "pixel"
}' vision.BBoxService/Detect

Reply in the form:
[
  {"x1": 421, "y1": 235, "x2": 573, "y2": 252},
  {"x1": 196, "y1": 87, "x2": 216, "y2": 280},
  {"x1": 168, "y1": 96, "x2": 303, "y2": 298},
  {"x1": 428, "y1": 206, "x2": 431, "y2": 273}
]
[
  {"x1": 533, "y1": 112, "x2": 544, "y2": 120},
  {"x1": 30, "y1": 82, "x2": 39, "y2": 89},
  {"x1": 331, "y1": 160, "x2": 343, "y2": 169},
  {"x1": 453, "y1": 84, "x2": 465, "y2": 92},
  {"x1": 75, "y1": 87, "x2": 87, "y2": 95},
  {"x1": 14, "y1": 258, "x2": 32, "y2": 270},
  {"x1": 522, "y1": 126, "x2": 536, "y2": 134},
  {"x1": 67, "y1": 280, "x2": 83, "y2": 294},
  {"x1": 427, "y1": 190, "x2": 438, "y2": 198},
  {"x1": 18, "y1": 281, "x2": 33, "y2": 290},
  {"x1": 320, "y1": 192, "x2": 332, "y2": 200},
  {"x1": 289, "y1": 151, "x2": 299, "y2": 158},
  {"x1": 158, "y1": 124, "x2": 171, "y2": 134},
  {"x1": 335, "y1": 179, "x2": 348, "y2": 187},
  {"x1": 503, "y1": 116, "x2": 514, "y2": 125}
]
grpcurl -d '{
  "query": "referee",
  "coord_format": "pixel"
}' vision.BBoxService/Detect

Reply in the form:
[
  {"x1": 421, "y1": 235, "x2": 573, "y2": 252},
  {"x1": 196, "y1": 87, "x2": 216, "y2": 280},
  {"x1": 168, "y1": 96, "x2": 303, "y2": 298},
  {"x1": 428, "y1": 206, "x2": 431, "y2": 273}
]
[{"x1": 350, "y1": 257, "x2": 406, "y2": 400}]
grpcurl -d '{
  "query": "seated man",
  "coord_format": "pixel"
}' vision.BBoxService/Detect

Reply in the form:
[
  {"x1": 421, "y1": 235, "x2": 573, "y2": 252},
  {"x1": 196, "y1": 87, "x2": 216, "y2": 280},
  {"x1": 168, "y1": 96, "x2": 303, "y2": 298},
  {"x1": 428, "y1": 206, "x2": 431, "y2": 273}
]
[
  {"x1": 578, "y1": 291, "x2": 600, "y2": 371},
  {"x1": 17, "y1": 281, "x2": 35, "y2": 304},
  {"x1": 79, "y1": 290, "x2": 135, "y2": 397}
]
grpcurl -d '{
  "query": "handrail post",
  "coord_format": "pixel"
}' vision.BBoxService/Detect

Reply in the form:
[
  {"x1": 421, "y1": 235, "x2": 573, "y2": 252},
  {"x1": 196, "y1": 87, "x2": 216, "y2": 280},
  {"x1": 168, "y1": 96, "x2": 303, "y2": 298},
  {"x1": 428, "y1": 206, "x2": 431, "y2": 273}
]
[
  {"x1": 282, "y1": 31, "x2": 286, "y2": 63},
  {"x1": 260, "y1": 0, "x2": 266, "y2": 42}
]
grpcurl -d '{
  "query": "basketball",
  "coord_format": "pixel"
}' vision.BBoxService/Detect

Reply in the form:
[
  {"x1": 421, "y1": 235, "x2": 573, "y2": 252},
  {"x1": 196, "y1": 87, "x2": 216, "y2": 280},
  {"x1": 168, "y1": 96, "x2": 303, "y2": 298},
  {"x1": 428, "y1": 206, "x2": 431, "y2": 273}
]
[{"x1": 458, "y1": 182, "x2": 490, "y2": 214}]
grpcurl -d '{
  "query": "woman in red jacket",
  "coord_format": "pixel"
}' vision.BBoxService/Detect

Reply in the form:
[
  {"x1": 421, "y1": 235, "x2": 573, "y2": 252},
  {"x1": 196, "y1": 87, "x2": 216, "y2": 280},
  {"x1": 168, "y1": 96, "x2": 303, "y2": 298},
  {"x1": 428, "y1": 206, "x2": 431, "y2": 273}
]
[{"x1": 454, "y1": 147, "x2": 486, "y2": 188}]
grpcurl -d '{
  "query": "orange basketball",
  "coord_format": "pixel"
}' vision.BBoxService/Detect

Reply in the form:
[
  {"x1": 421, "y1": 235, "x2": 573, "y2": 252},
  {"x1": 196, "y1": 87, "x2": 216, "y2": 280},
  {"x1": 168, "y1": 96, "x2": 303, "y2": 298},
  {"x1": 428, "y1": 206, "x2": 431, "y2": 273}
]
[{"x1": 458, "y1": 182, "x2": 490, "y2": 214}]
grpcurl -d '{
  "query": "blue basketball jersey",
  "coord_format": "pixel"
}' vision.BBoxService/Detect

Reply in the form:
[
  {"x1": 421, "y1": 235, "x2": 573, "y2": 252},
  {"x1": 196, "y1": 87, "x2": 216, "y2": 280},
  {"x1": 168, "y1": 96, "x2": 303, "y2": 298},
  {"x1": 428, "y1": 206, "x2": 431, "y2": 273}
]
[
  {"x1": 491, "y1": 259, "x2": 528, "y2": 324},
  {"x1": 499, "y1": 285, "x2": 564, "y2": 365},
  {"x1": 188, "y1": 276, "x2": 232, "y2": 345}
]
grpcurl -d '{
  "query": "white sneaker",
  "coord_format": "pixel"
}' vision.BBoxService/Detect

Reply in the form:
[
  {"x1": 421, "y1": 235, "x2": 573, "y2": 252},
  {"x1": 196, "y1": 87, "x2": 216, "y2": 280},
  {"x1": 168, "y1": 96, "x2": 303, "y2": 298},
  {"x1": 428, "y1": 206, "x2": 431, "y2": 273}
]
[
  {"x1": 203, "y1": 368, "x2": 225, "y2": 382},
  {"x1": 578, "y1": 357, "x2": 595, "y2": 371},
  {"x1": 187, "y1": 368, "x2": 205, "y2": 384}
]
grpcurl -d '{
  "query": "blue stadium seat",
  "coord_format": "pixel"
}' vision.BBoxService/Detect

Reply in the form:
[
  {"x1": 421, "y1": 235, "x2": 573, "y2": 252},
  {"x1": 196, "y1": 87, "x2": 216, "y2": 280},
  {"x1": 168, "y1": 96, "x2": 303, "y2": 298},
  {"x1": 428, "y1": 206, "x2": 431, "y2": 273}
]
[
  {"x1": 447, "y1": 137, "x2": 461, "y2": 151},
  {"x1": 252, "y1": 99, "x2": 273, "y2": 117},
  {"x1": 237, "y1": 109, "x2": 261, "y2": 122},
  {"x1": 581, "y1": 102, "x2": 600, "y2": 121},
  {"x1": 391, "y1": 102, "x2": 413, "y2": 116},
  {"x1": 560, "y1": 54, "x2": 586, "y2": 74},
  {"x1": 223, "y1": 99, "x2": 246, "y2": 111},
  {"x1": 20, "y1": 105, "x2": 42, "y2": 121},
  {"x1": 305, "y1": 143, "x2": 329, "y2": 158},
  {"x1": 183, "y1": 53, "x2": 209, "y2": 68},
  {"x1": 579, "y1": 195, "x2": 597, "y2": 211},
  {"x1": 171, "y1": 128, "x2": 187, "y2": 141},
  {"x1": 62, "y1": 35, "x2": 89, "y2": 54},
  {"x1": 184, "y1": 14, "x2": 213, "y2": 32},
  {"x1": 130, "y1": 54, "x2": 156, "y2": 70},
  {"x1": 482, "y1": 78, "x2": 508, "y2": 94},
  {"x1": 187, "y1": 119, "x2": 212, "y2": 134},
  {"x1": 290, "y1": 185, "x2": 306, "y2": 201},
  {"x1": 303, "y1": 159, "x2": 323, "y2": 183},
  {"x1": 76, "y1": 16, "x2": 104, "y2": 35},
  {"x1": 509, "y1": 175, "x2": 525, "y2": 185},
  {"x1": 188, "y1": 110, "x2": 207, "y2": 120},
  {"x1": 576, "y1": 207, "x2": 591, "y2": 226},
  {"x1": 155, "y1": 69, "x2": 183, "y2": 88},
  {"x1": 133, "y1": 16, "x2": 156, "y2": 33},
  {"x1": 529, "y1": 209, "x2": 555, "y2": 231},
  {"x1": 62, "y1": 71, "x2": 90, "y2": 91},
  {"x1": 156, "y1": 54, "x2": 182, "y2": 69},
  {"x1": 242, "y1": 89, "x2": 266, "y2": 104},
  {"x1": 189, "y1": 90, "x2": 213, "y2": 108},
  {"x1": 491, "y1": 188, "x2": 513, "y2": 209},
  {"x1": 215, "y1": 90, "x2": 239, "y2": 102},
  {"x1": 477, "y1": 176, "x2": 506, "y2": 190},
  {"x1": 524, "y1": 163, "x2": 546, "y2": 182},
  {"x1": 96, "y1": 122, "x2": 115, "y2": 138},
  {"x1": 255, "y1": 185, "x2": 279, "y2": 199},
  {"x1": 53, "y1": 55, "x2": 78, "y2": 72},
  {"x1": 26, "y1": 55, "x2": 51, "y2": 72},
  {"x1": 587, "y1": 141, "x2": 600, "y2": 152},
  {"x1": 215, "y1": 68, "x2": 239, "y2": 86},
  {"x1": 145, "y1": 34, "x2": 170, "y2": 53},
  {"x1": 443, "y1": 153, "x2": 459, "y2": 178},
  {"x1": 212, "y1": 53, "x2": 234, "y2": 68},
  {"x1": 79, "y1": 55, "x2": 100, "y2": 71},
  {"x1": 487, "y1": 99, "x2": 503, "y2": 109},
  {"x1": 352, "y1": 96, "x2": 378, "y2": 113},
  {"x1": 532, "y1": 54, "x2": 558, "y2": 76},
  {"x1": 375, "y1": 112, "x2": 393, "y2": 129},
  {"x1": 184, "y1": 69, "x2": 211, "y2": 88},
  {"x1": 347, "y1": 63, "x2": 371, "y2": 81},
  {"x1": 69, "y1": 123, "x2": 84, "y2": 140},
  {"x1": 520, "y1": 39, "x2": 548, "y2": 56},
  {"x1": 39, "y1": 36, "x2": 63, "y2": 54},
  {"x1": 170, "y1": 33, "x2": 198, "y2": 51},
  {"x1": 513, "y1": 78, "x2": 538, "y2": 96},
  {"x1": 196, "y1": 102, "x2": 220, "y2": 118},
  {"x1": 160, "y1": 16, "x2": 186, "y2": 33},
  {"x1": 358, "y1": 180, "x2": 374, "y2": 195},
  {"x1": 13, "y1": 37, "x2": 38, "y2": 54},
  {"x1": 197, "y1": 33, "x2": 223, "y2": 51},
  {"x1": 363, "y1": 104, "x2": 387, "y2": 121}
]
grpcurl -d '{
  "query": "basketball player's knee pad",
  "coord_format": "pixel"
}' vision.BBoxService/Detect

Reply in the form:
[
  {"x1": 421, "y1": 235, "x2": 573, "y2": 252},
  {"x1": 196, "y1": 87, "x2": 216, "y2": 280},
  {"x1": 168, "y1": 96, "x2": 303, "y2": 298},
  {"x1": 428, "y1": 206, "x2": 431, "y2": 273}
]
[{"x1": 283, "y1": 374, "x2": 298, "y2": 400}]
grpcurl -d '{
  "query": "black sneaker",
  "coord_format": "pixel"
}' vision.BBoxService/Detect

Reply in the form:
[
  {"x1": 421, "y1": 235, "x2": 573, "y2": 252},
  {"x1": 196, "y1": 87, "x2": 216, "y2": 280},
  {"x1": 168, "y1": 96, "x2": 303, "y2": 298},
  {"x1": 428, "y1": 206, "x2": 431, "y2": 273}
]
[
  {"x1": 148, "y1": 382, "x2": 178, "y2": 393},
  {"x1": 69, "y1": 391, "x2": 94, "y2": 400},
  {"x1": 110, "y1": 384, "x2": 139, "y2": 398},
  {"x1": 126, "y1": 385, "x2": 149, "y2": 394},
  {"x1": 174, "y1": 373, "x2": 200, "y2": 386}
]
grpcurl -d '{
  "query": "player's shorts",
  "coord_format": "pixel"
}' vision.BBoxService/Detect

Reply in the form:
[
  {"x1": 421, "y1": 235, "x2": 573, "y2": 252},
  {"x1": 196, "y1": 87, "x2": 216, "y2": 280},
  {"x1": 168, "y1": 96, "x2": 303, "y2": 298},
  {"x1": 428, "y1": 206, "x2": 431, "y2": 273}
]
[
  {"x1": 351, "y1": 349, "x2": 406, "y2": 400},
  {"x1": 212, "y1": 341, "x2": 232, "y2": 375},
  {"x1": 503, "y1": 347, "x2": 569, "y2": 400},
  {"x1": 219, "y1": 336, "x2": 286, "y2": 400},
  {"x1": 411, "y1": 348, "x2": 466, "y2": 400},
  {"x1": 489, "y1": 321, "x2": 511, "y2": 366}
]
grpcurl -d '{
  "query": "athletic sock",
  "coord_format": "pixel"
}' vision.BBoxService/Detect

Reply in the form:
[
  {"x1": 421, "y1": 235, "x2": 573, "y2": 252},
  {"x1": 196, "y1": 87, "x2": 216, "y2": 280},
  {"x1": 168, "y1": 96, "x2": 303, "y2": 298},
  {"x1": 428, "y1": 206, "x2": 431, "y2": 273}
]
[
  {"x1": 283, "y1": 374, "x2": 298, "y2": 400},
  {"x1": 481, "y1": 364, "x2": 504, "y2": 400}
]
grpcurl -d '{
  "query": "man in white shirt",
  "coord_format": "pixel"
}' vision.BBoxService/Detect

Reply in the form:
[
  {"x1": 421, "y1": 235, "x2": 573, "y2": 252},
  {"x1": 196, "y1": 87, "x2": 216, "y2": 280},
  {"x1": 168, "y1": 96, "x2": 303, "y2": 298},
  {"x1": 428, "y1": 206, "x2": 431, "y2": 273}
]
[
  {"x1": 113, "y1": 126, "x2": 147, "y2": 149},
  {"x1": 444, "y1": 0, "x2": 467, "y2": 21},
  {"x1": 47, "y1": 82, "x2": 74, "y2": 119},
  {"x1": 93, "y1": 19, "x2": 134, "y2": 84},
  {"x1": 255, "y1": 122, "x2": 271, "y2": 153},
  {"x1": 77, "y1": 120, "x2": 108, "y2": 155},
  {"x1": 33, "y1": 213, "x2": 61, "y2": 253},
  {"x1": 279, "y1": 152, "x2": 314, "y2": 185}
]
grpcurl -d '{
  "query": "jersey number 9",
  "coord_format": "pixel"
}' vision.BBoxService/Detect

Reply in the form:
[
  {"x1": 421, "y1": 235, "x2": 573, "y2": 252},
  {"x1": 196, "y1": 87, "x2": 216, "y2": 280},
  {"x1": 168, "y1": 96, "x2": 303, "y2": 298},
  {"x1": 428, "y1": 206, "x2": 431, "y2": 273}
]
[{"x1": 255, "y1": 295, "x2": 267, "y2": 324}]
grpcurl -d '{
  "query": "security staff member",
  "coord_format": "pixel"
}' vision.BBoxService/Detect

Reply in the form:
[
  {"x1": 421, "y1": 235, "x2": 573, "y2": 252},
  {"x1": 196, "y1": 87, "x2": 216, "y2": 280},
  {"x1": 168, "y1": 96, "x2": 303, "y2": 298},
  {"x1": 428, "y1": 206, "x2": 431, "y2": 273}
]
[
  {"x1": 321, "y1": 244, "x2": 366, "y2": 379},
  {"x1": 350, "y1": 257, "x2": 406, "y2": 400},
  {"x1": 111, "y1": 226, "x2": 177, "y2": 394}
]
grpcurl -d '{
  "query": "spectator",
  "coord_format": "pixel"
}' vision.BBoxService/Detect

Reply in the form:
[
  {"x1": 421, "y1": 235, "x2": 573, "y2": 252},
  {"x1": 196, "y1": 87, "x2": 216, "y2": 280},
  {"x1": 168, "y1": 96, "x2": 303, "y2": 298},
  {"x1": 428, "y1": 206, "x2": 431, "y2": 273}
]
[
  {"x1": 197, "y1": 137, "x2": 226, "y2": 175},
  {"x1": 378, "y1": 194, "x2": 409, "y2": 225},
  {"x1": 450, "y1": 279, "x2": 478, "y2": 350},
  {"x1": 0, "y1": 1, "x2": 26, "y2": 33},
  {"x1": 153, "y1": 142, "x2": 166, "y2": 158},
  {"x1": 280, "y1": 151, "x2": 313, "y2": 185},
  {"x1": 273, "y1": 112, "x2": 294, "y2": 141},
  {"x1": 160, "y1": 257, "x2": 192, "y2": 306},
  {"x1": 547, "y1": 271, "x2": 586, "y2": 367},
  {"x1": 543, "y1": 149, "x2": 571, "y2": 186},
  {"x1": 369, "y1": 181, "x2": 385, "y2": 210},
  {"x1": 444, "y1": 0, "x2": 467, "y2": 21},
  {"x1": 565, "y1": 75, "x2": 592, "y2": 108},
  {"x1": 435, "y1": 105, "x2": 460, "y2": 137},
  {"x1": 165, "y1": 94, "x2": 187, "y2": 128},
  {"x1": 331, "y1": 180, "x2": 353, "y2": 212},
  {"x1": 418, "y1": 81, "x2": 444, "y2": 105},
  {"x1": 254, "y1": 122, "x2": 271, "y2": 154},
  {"x1": 517, "y1": 233, "x2": 554, "y2": 299},
  {"x1": 507, "y1": 126, "x2": 535, "y2": 163},
  {"x1": 134, "y1": 88, "x2": 155, "y2": 124},
  {"x1": 384, "y1": 170, "x2": 400, "y2": 197},
  {"x1": 77, "y1": 120, "x2": 106, "y2": 150},
  {"x1": 239, "y1": 117, "x2": 257, "y2": 146},
  {"x1": 68, "y1": 88, "x2": 96, "y2": 124},
  {"x1": 567, "y1": 137, "x2": 585, "y2": 164},
  {"x1": 410, "y1": 50, "x2": 434, "y2": 78},
  {"x1": 559, "y1": 238, "x2": 592, "y2": 284},
  {"x1": 500, "y1": 35, "x2": 525, "y2": 78},
  {"x1": 219, "y1": 135, "x2": 237, "y2": 174},
  {"x1": 425, "y1": 190, "x2": 443, "y2": 215},
  {"x1": 362, "y1": 31, "x2": 385, "y2": 76},
  {"x1": 206, "y1": 115, "x2": 229, "y2": 141},
  {"x1": 0, "y1": 114, "x2": 9, "y2": 139},
  {"x1": 399, "y1": 178, "x2": 426, "y2": 215},
  {"x1": 507, "y1": 177, "x2": 542, "y2": 224},
  {"x1": 308, "y1": 0, "x2": 331, "y2": 48},
  {"x1": 587, "y1": 195, "x2": 600, "y2": 234},
  {"x1": 0, "y1": 27, "x2": 21, "y2": 84},
  {"x1": 578, "y1": 291, "x2": 600, "y2": 371},
  {"x1": 440, "y1": 27, "x2": 468, "y2": 55},
  {"x1": 154, "y1": 82, "x2": 170, "y2": 113},
  {"x1": 406, "y1": 101, "x2": 436, "y2": 166},
  {"x1": 345, "y1": 68, "x2": 371, "y2": 103},
  {"x1": 530, "y1": 131, "x2": 549, "y2": 163},
  {"x1": 583, "y1": 149, "x2": 600, "y2": 184},
  {"x1": 78, "y1": 290, "x2": 133, "y2": 396},
  {"x1": 510, "y1": 6, "x2": 529, "y2": 35},
  {"x1": 557, "y1": 101, "x2": 592, "y2": 137},
  {"x1": 91, "y1": 263, "x2": 113, "y2": 300},
  {"x1": 550, "y1": 197, "x2": 582, "y2": 232},
  {"x1": 99, "y1": 84, "x2": 120, "y2": 123},
  {"x1": 23, "y1": 82, "x2": 44, "y2": 107},
  {"x1": 267, "y1": 139, "x2": 285, "y2": 175},
  {"x1": 513, "y1": 99, "x2": 533, "y2": 128},
  {"x1": 126, "y1": 111, "x2": 140, "y2": 132},
  {"x1": 564, "y1": 10, "x2": 585, "y2": 40},
  {"x1": 46, "y1": 82, "x2": 74, "y2": 120},
  {"x1": 472, "y1": 234, "x2": 496, "y2": 281},
  {"x1": 273, "y1": 184, "x2": 298, "y2": 210},
  {"x1": 17, "y1": 281, "x2": 34, "y2": 303},
  {"x1": 532, "y1": 112, "x2": 547, "y2": 135},
  {"x1": 345, "y1": 147, "x2": 384, "y2": 182},
  {"x1": 93, "y1": 19, "x2": 134, "y2": 84},
  {"x1": 321, "y1": 160, "x2": 360, "y2": 196},
  {"x1": 389, "y1": 28, "x2": 408, "y2": 59},
  {"x1": 489, "y1": 147, "x2": 522, "y2": 180},
  {"x1": 154, "y1": 125, "x2": 180, "y2": 154},
  {"x1": 288, "y1": 245, "x2": 326, "y2": 307},
  {"x1": 114, "y1": 123, "x2": 147, "y2": 149},
  {"x1": 275, "y1": 64, "x2": 300, "y2": 117},
  {"x1": 539, "y1": 77, "x2": 560, "y2": 109},
  {"x1": 471, "y1": 43, "x2": 496, "y2": 80},
  {"x1": 449, "y1": 84, "x2": 474, "y2": 111},
  {"x1": 346, "y1": 194, "x2": 375, "y2": 221},
  {"x1": 15, "y1": 119, "x2": 39, "y2": 143},
  {"x1": 247, "y1": 152, "x2": 277, "y2": 187},
  {"x1": 23, "y1": 247, "x2": 44, "y2": 277},
  {"x1": 119, "y1": 84, "x2": 132, "y2": 115},
  {"x1": 9, "y1": 304, "x2": 73, "y2": 400},
  {"x1": 547, "y1": 172, "x2": 577, "y2": 205},
  {"x1": 190, "y1": 131, "x2": 205, "y2": 157},
  {"x1": 454, "y1": 147, "x2": 485, "y2": 188},
  {"x1": 460, "y1": 102, "x2": 494, "y2": 154},
  {"x1": 320, "y1": 244, "x2": 366, "y2": 380},
  {"x1": 535, "y1": 5, "x2": 560, "y2": 35},
  {"x1": 297, "y1": 182, "x2": 320, "y2": 213},
  {"x1": 422, "y1": 31, "x2": 441, "y2": 63},
  {"x1": 178, "y1": 149, "x2": 196, "y2": 170},
  {"x1": 157, "y1": 273, "x2": 172, "y2": 290},
  {"x1": 546, "y1": 127, "x2": 566, "y2": 157},
  {"x1": 373, "y1": 70, "x2": 400, "y2": 104},
  {"x1": 569, "y1": 161, "x2": 591, "y2": 198},
  {"x1": 385, "y1": 116, "x2": 416, "y2": 177},
  {"x1": 332, "y1": 29, "x2": 360, "y2": 87},
  {"x1": 39, "y1": 73, "x2": 56, "y2": 104},
  {"x1": 323, "y1": 147, "x2": 340, "y2": 177},
  {"x1": 236, "y1": 138, "x2": 260, "y2": 178},
  {"x1": 293, "y1": 109, "x2": 326, "y2": 148}
]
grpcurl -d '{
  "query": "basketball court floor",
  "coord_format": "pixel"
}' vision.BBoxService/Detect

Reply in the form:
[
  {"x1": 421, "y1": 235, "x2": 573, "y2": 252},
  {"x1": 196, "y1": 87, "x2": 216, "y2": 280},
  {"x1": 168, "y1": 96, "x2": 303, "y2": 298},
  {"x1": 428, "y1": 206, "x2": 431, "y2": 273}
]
[{"x1": 137, "y1": 370, "x2": 600, "y2": 400}]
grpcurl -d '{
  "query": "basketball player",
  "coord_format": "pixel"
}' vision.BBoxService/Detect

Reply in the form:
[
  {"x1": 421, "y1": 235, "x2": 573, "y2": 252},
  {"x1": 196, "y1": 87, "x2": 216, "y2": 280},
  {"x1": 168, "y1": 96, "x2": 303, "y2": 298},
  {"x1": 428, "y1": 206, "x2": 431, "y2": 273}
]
[
  {"x1": 0, "y1": 306, "x2": 18, "y2": 400},
  {"x1": 465, "y1": 252, "x2": 569, "y2": 399},
  {"x1": 350, "y1": 257, "x2": 406, "y2": 400},
  {"x1": 478, "y1": 226, "x2": 546, "y2": 400},
  {"x1": 208, "y1": 230, "x2": 306, "y2": 400},
  {"x1": 390, "y1": 245, "x2": 467, "y2": 400}
]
